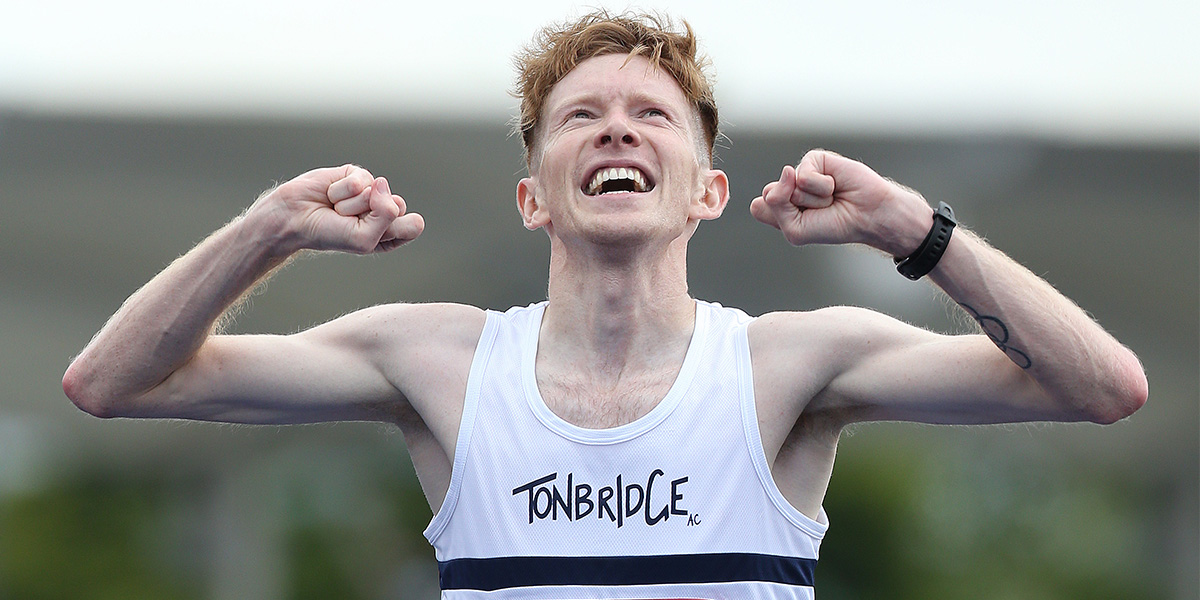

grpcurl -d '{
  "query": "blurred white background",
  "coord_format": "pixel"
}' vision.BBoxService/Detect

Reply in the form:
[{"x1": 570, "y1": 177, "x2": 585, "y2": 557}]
[{"x1": 3, "y1": 0, "x2": 1197, "y2": 142}]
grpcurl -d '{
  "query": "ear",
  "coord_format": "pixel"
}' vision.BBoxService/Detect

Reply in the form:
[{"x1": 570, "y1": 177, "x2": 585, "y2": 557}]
[
  {"x1": 690, "y1": 169, "x2": 729, "y2": 221},
  {"x1": 516, "y1": 177, "x2": 550, "y2": 230}
]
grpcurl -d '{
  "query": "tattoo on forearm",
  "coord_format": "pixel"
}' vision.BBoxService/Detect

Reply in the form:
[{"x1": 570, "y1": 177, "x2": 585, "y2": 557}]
[{"x1": 959, "y1": 303, "x2": 1033, "y2": 369}]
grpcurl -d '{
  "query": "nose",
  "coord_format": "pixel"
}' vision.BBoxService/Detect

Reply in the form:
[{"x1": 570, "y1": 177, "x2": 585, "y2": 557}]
[{"x1": 594, "y1": 113, "x2": 641, "y2": 148}]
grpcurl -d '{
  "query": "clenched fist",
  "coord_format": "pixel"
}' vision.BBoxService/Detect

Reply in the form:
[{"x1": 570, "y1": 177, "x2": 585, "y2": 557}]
[
  {"x1": 247, "y1": 164, "x2": 425, "y2": 255},
  {"x1": 750, "y1": 150, "x2": 933, "y2": 257}
]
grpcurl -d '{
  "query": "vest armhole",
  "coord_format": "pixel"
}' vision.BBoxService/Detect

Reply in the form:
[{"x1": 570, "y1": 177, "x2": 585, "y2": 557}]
[
  {"x1": 736, "y1": 318, "x2": 830, "y2": 540},
  {"x1": 423, "y1": 309, "x2": 501, "y2": 544}
]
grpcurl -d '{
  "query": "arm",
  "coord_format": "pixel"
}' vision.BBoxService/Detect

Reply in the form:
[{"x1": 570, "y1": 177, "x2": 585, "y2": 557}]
[
  {"x1": 750, "y1": 150, "x2": 1148, "y2": 427},
  {"x1": 62, "y1": 165, "x2": 430, "y2": 423}
]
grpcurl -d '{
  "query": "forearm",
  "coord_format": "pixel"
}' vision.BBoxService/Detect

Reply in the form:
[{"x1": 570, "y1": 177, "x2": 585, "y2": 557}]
[
  {"x1": 927, "y1": 228, "x2": 1148, "y2": 423},
  {"x1": 63, "y1": 211, "x2": 292, "y2": 416}
]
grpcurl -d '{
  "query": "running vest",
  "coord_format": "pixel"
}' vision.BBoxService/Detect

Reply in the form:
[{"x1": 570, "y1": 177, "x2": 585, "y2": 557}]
[{"x1": 424, "y1": 300, "x2": 828, "y2": 599}]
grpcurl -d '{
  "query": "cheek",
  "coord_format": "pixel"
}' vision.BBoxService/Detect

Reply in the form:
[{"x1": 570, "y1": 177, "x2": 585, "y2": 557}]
[
  {"x1": 532, "y1": 135, "x2": 579, "y2": 188},
  {"x1": 666, "y1": 151, "x2": 706, "y2": 197}
]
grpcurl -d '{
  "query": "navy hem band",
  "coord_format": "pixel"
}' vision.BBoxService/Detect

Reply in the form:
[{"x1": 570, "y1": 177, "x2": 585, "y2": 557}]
[{"x1": 439, "y1": 552, "x2": 816, "y2": 591}]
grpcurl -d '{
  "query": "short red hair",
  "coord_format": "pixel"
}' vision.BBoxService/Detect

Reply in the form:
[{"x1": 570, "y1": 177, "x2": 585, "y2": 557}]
[{"x1": 513, "y1": 10, "x2": 719, "y2": 165}]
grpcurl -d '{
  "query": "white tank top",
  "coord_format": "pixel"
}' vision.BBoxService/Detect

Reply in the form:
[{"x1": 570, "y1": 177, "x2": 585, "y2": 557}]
[{"x1": 424, "y1": 300, "x2": 828, "y2": 599}]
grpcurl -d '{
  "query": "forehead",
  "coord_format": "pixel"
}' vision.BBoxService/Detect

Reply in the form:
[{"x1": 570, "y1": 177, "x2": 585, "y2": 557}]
[{"x1": 544, "y1": 54, "x2": 691, "y2": 113}]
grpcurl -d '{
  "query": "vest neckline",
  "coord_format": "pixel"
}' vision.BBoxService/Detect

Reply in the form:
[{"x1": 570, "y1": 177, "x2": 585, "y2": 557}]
[{"x1": 520, "y1": 299, "x2": 709, "y2": 444}]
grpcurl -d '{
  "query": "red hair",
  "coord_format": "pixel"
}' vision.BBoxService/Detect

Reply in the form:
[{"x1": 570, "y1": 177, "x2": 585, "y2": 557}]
[{"x1": 513, "y1": 10, "x2": 719, "y2": 164}]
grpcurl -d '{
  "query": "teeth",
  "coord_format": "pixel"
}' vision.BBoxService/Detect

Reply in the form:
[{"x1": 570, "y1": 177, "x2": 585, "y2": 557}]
[{"x1": 585, "y1": 167, "x2": 650, "y2": 195}]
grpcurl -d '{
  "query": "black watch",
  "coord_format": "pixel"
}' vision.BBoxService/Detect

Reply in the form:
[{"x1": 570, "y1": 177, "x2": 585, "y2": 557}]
[{"x1": 894, "y1": 202, "x2": 956, "y2": 280}]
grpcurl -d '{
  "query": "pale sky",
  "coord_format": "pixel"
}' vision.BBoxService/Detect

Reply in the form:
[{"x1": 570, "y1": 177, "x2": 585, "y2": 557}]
[{"x1": 3, "y1": 0, "x2": 1197, "y2": 144}]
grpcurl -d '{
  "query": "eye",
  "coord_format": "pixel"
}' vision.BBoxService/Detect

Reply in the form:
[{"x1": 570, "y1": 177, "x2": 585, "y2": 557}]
[
  {"x1": 569, "y1": 109, "x2": 593, "y2": 119},
  {"x1": 643, "y1": 108, "x2": 666, "y2": 118}
]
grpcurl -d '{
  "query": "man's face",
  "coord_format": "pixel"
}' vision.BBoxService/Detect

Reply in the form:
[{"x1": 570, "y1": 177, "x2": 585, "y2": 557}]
[{"x1": 517, "y1": 53, "x2": 725, "y2": 248}]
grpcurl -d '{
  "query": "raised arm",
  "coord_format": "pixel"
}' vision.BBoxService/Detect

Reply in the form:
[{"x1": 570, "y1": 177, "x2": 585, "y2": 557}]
[
  {"x1": 750, "y1": 150, "x2": 1148, "y2": 428},
  {"x1": 62, "y1": 165, "x2": 431, "y2": 423}
]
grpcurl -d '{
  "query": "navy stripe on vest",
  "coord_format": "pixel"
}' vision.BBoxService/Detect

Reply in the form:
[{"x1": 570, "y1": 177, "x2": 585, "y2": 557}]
[{"x1": 438, "y1": 552, "x2": 816, "y2": 591}]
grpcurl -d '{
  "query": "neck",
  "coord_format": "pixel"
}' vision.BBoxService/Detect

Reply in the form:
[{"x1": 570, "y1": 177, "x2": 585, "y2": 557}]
[{"x1": 541, "y1": 236, "x2": 695, "y2": 373}]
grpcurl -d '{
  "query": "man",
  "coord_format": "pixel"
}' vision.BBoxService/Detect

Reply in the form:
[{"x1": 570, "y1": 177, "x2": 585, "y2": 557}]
[{"x1": 63, "y1": 11, "x2": 1146, "y2": 599}]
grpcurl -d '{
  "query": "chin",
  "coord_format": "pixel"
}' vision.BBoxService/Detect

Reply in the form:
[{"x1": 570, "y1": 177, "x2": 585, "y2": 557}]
[{"x1": 580, "y1": 220, "x2": 688, "y2": 250}]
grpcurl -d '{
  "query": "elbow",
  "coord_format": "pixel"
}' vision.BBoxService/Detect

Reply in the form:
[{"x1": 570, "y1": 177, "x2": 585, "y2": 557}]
[
  {"x1": 1095, "y1": 376, "x2": 1148, "y2": 425},
  {"x1": 1086, "y1": 352, "x2": 1149, "y2": 425},
  {"x1": 62, "y1": 360, "x2": 119, "y2": 419}
]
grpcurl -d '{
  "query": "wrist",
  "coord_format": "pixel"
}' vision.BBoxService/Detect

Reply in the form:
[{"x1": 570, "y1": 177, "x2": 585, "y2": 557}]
[
  {"x1": 877, "y1": 188, "x2": 936, "y2": 257},
  {"x1": 236, "y1": 202, "x2": 307, "y2": 260},
  {"x1": 241, "y1": 183, "x2": 324, "y2": 257},
  {"x1": 894, "y1": 202, "x2": 956, "y2": 280}
]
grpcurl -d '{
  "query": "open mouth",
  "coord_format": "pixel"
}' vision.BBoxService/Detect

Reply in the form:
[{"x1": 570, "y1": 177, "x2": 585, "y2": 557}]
[{"x1": 583, "y1": 166, "x2": 655, "y2": 196}]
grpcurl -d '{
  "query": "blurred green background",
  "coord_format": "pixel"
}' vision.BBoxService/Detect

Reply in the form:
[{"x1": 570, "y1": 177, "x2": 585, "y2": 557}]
[{"x1": 0, "y1": 115, "x2": 1195, "y2": 599}]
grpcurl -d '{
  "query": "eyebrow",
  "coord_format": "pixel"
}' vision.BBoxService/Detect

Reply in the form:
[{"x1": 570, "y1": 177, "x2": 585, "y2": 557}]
[{"x1": 548, "y1": 90, "x2": 681, "y2": 116}]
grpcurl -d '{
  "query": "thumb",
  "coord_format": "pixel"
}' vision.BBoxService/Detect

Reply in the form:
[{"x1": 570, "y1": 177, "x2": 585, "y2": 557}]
[{"x1": 749, "y1": 196, "x2": 781, "y2": 230}]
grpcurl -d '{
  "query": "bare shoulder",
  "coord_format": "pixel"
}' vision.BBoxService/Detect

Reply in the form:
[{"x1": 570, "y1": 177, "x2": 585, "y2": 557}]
[
  {"x1": 302, "y1": 301, "x2": 487, "y2": 430},
  {"x1": 747, "y1": 306, "x2": 923, "y2": 422},
  {"x1": 748, "y1": 305, "x2": 904, "y2": 366},
  {"x1": 299, "y1": 301, "x2": 486, "y2": 401},
  {"x1": 303, "y1": 302, "x2": 487, "y2": 354},
  {"x1": 361, "y1": 301, "x2": 486, "y2": 338}
]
